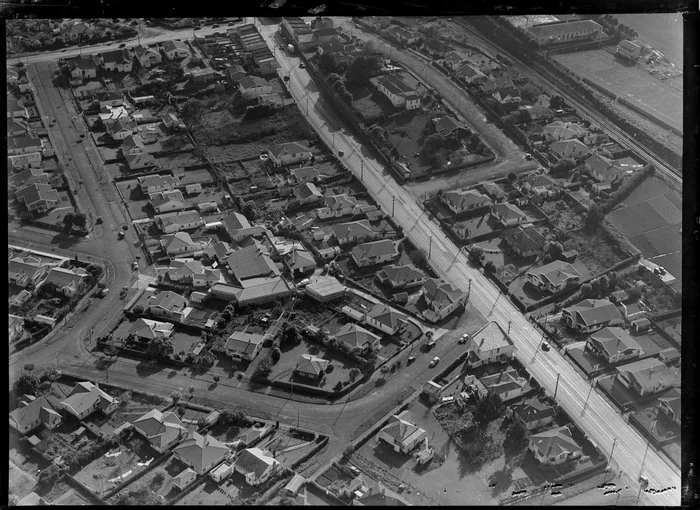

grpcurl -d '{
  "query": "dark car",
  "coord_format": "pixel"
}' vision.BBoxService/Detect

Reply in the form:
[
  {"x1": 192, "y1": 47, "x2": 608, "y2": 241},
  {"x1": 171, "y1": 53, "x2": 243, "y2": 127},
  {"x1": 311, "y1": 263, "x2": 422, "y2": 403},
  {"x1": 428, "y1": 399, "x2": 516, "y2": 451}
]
[
  {"x1": 119, "y1": 43, "x2": 126, "y2": 48},
  {"x1": 122, "y1": 225, "x2": 129, "y2": 230},
  {"x1": 299, "y1": 62, "x2": 306, "y2": 69},
  {"x1": 95, "y1": 216, "x2": 103, "y2": 224},
  {"x1": 407, "y1": 356, "x2": 416, "y2": 365},
  {"x1": 541, "y1": 342, "x2": 550, "y2": 352}
]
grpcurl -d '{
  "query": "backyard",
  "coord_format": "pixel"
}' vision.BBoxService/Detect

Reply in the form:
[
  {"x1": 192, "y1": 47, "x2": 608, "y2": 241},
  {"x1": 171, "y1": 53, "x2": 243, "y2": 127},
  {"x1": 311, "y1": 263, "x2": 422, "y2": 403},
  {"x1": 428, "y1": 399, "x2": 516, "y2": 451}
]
[{"x1": 381, "y1": 109, "x2": 433, "y2": 176}]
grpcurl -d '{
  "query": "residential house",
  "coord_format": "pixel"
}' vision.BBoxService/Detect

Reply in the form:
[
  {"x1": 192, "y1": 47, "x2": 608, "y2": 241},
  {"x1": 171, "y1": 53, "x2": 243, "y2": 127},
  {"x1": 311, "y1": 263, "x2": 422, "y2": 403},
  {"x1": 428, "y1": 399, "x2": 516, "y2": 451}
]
[
  {"x1": 173, "y1": 468, "x2": 197, "y2": 491},
  {"x1": 221, "y1": 211, "x2": 251, "y2": 239},
  {"x1": 9, "y1": 314, "x2": 25, "y2": 343},
  {"x1": 238, "y1": 75, "x2": 273, "y2": 99},
  {"x1": 333, "y1": 323, "x2": 381, "y2": 354},
  {"x1": 60, "y1": 381, "x2": 119, "y2": 419},
  {"x1": 433, "y1": 115, "x2": 470, "y2": 138},
  {"x1": 386, "y1": 26, "x2": 420, "y2": 45},
  {"x1": 550, "y1": 138, "x2": 591, "y2": 160},
  {"x1": 526, "y1": 260, "x2": 581, "y2": 294},
  {"x1": 503, "y1": 226, "x2": 547, "y2": 258},
  {"x1": 584, "y1": 153, "x2": 623, "y2": 187},
  {"x1": 226, "y1": 244, "x2": 280, "y2": 284},
  {"x1": 167, "y1": 259, "x2": 221, "y2": 287},
  {"x1": 7, "y1": 96, "x2": 28, "y2": 119},
  {"x1": 421, "y1": 278, "x2": 468, "y2": 322},
  {"x1": 42, "y1": 267, "x2": 89, "y2": 297},
  {"x1": 121, "y1": 134, "x2": 146, "y2": 157},
  {"x1": 161, "y1": 232, "x2": 208, "y2": 256},
  {"x1": 329, "y1": 219, "x2": 376, "y2": 245},
  {"x1": 616, "y1": 358, "x2": 679, "y2": 397},
  {"x1": 586, "y1": 327, "x2": 645, "y2": 364},
  {"x1": 9, "y1": 396, "x2": 62, "y2": 435},
  {"x1": 146, "y1": 291, "x2": 191, "y2": 322},
  {"x1": 351, "y1": 239, "x2": 399, "y2": 268},
  {"x1": 528, "y1": 426, "x2": 583, "y2": 465},
  {"x1": 293, "y1": 354, "x2": 329, "y2": 382},
  {"x1": 65, "y1": 21, "x2": 94, "y2": 41},
  {"x1": 129, "y1": 318, "x2": 175, "y2": 342},
  {"x1": 522, "y1": 173, "x2": 558, "y2": 198},
  {"x1": 285, "y1": 248, "x2": 317, "y2": 277},
  {"x1": 364, "y1": 303, "x2": 408, "y2": 335},
  {"x1": 69, "y1": 55, "x2": 99, "y2": 80},
  {"x1": 8, "y1": 256, "x2": 49, "y2": 288},
  {"x1": 656, "y1": 392, "x2": 681, "y2": 426},
  {"x1": 284, "y1": 474, "x2": 306, "y2": 497},
  {"x1": 150, "y1": 190, "x2": 188, "y2": 214},
  {"x1": 293, "y1": 182, "x2": 323, "y2": 204},
  {"x1": 233, "y1": 448, "x2": 280, "y2": 486},
  {"x1": 8, "y1": 155, "x2": 45, "y2": 175},
  {"x1": 125, "y1": 152, "x2": 157, "y2": 171},
  {"x1": 467, "y1": 321, "x2": 517, "y2": 367},
  {"x1": 7, "y1": 117, "x2": 32, "y2": 137},
  {"x1": 8, "y1": 135, "x2": 43, "y2": 156},
  {"x1": 482, "y1": 76, "x2": 521, "y2": 104},
  {"x1": 161, "y1": 112, "x2": 186, "y2": 131},
  {"x1": 317, "y1": 194, "x2": 359, "y2": 220},
  {"x1": 225, "y1": 64, "x2": 247, "y2": 85},
  {"x1": 509, "y1": 398, "x2": 555, "y2": 431},
  {"x1": 162, "y1": 40, "x2": 191, "y2": 60},
  {"x1": 562, "y1": 298, "x2": 623, "y2": 333},
  {"x1": 617, "y1": 39, "x2": 643, "y2": 60},
  {"x1": 542, "y1": 121, "x2": 587, "y2": 141},
  {"x1": 455, "y1": 62, "x2": 487, "y2": 84},
  {"x1": 480, "y1": 368, "x2": 530, "y2": 402},
  {"x1": 370, "y1": 74, "x2": 421, "y2": 110},
  {"x1": 421, "y1": 38, "x2": 452, "y2": 58},
  {"x1": 440, "y1": 189, "x2": 492, "y2": 215},
  {"x1": 442, "y1": 50, "x2": 469, "y2": 71},
  {"x1": 139, "y1": 174, "x2": 179, "y2": 196},
  {"x1": 375, "y1": 263, "x2": 426, "y2": 290},
  {"x1": 379, "y1": 411, "x2": 427, "y2": 454},
  {"x1": 173, "y1": 432, "x2": 229, "y2": 474},
  {"x1": 224, "y1": 331, "x2": 265, "y2": 361},
  {"x1": 101, "y1": 49, "x2": 133, "y2": 72},
  {"x1": 312, "y1": 26, "x2": 339, "y2": 45},
  {"x1": 133, "y1": 409, "x2": 188, "y2": 453},
  {"x1": 528, "y1": 19, "x2": 603, "y2": 46},
  {"x1": 134, "y1": 44, "x2": 162, "y2": 68},
  {"x1": 491, "y1": 202, "x2": 528, "y2": 227},
  {"x1": 290, "y1": 165, "x2": 321, "y2": 184},
  {"x1": 105, "y1": 118, "x2": 137, "y2": 141},
  {"x1": 156, "y1": 211, "x2": 204, "y2": 234},
  {"x1": 267, "y1": 141, "x2": 313, "y2": 167}
]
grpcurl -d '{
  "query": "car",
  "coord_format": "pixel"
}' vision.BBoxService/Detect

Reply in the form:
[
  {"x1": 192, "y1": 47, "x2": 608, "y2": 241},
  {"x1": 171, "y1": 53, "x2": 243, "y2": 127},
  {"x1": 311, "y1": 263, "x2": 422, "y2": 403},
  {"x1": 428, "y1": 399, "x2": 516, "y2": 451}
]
[
  {"x1": 95, "y1": 216, "x2": 103, "y2": 224},
  {"x1": 212, "y1": 24, "x2": 220, "y2": 28},
  {"x1": 297, "y1": 278, "x2": 311, "y2": 287},
  {"x1": 524, "y1": 153, "x2": 533, "y2": 161},
  {"x1": 98, "y1": 288, "x2": 110, "y2": 297},
  {"x1": 122, "y1": 225, "x2": 128, "y2": 230},
  {"x1": 338, "y1": 151, "x2": 344, "y2": 157},
  {"x1": 541, "y1": 342, "x2": 550, "y2": 351},
  {"x1": 279, "y1": 45, "x2": 286, "y2": 50},
  {"x1": 299, "y1": 63, "x2": 306, "y2": 69},
  {"x1": 259, "y1": 153, "x2": 270, "y2": 160},
  {"x1": 427, "y1": 340, "x2": 437, "y2": 350},
  {"x1": 97, "y1": 282, "x2": 107, "y2": 289},
  {"x1": 458, "y1": 333, "x2": 470, "y2": 344},
  {"x1": 117, "y1": 231, "x2": 125, "y2": 239},
  {"x1": 429, "y1": 356, "x2": 440, "y2": 367},
  {"x1": 119, "y1": 43, "x2": 126, "y2": 48},
  {"x1": 407, "y1": 356, "x2": 416, "y2": 364}
]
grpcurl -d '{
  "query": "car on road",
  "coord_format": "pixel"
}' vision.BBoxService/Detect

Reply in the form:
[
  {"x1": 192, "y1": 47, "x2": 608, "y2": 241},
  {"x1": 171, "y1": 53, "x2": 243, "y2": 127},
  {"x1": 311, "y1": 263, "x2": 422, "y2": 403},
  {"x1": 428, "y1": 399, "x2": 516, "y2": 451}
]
[
  {"x1": 299, "y1": 62, "x2": 306, "y2": 69},
  {"x1": 117, "y1": 231, "x2": 125, "y2": 239},
  {"x1": 524, "y1": 153, "x2": 533, "y2": 161},
  {"x1": 95, "y1": 216, "x2": 103, "y2": 224},
  {"x1": 97, "y1": 282, "x2": 106, "y2": 289},
  {"x1": 297, "y1": 278, "x2": 310, "y2": 287},
  {"x1": 212, "y1": 24, "x2": 220, "y2": 28},
  {"x1": 429, "y1": 356, "x2": 440, "y2": 367},
  {"x1": 338, "y1": 151, "x2": 344, "y2": 157},
  {"x1": 98, "y1": 288, "x2": 109, "y2": 297},
  {"x1": 407, "y1": 355, "x2": 416, "y2": 364},
  {"x1": 122, "y1": 224, "x2": 129, "y2": 230},
  {"x1": 427, "y1": 339, "x2": 437, "y2": 349},
  {"x1": 458, "y1": 333, "x2": 470, "y2": 344},
  {"x1": 119, "y1": 43, "x2": 126, "y2": 48},
  {"x1": 541, "y1": 342, "x2": 550, "y2": 351}
]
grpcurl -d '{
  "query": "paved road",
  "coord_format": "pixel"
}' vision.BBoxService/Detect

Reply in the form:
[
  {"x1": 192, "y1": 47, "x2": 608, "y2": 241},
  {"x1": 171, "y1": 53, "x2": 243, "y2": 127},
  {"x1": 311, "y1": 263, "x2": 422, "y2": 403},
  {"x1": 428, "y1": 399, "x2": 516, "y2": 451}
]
[{"x1": 256, "y1": 21, "x2": 680, "y2": 506}]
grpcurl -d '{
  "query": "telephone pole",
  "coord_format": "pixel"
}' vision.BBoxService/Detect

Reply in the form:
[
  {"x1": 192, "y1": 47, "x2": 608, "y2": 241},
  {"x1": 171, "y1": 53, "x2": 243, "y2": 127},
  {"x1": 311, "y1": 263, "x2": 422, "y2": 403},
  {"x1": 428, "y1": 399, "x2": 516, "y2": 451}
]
[
  {"x1": 392, "y1": 195, "x2": 396, "y2": 217},
  {"x1": 553, "y1": 372, "x2": 561, "y2": 398},
  {"x1": 360, "y1": 158, "x2": 364, "y2": 181},
  {"x1": 428, "y1": 236, "x2": 432, "y2": 259}
]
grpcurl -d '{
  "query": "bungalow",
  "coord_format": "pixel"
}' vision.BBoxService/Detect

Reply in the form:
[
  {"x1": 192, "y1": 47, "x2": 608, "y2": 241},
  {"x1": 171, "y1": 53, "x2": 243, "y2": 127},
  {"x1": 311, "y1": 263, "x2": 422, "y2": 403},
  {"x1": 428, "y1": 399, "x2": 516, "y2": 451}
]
[
  {"x1": 8, "y1": 135, "x2": 43, "y2": 156},
  {"x1": 226, "y1": 244, "x2": 279, "y2": 284},
  {"x1": 9, "y1": 167, "x2": 47, "y2": 187},
  {"x1": 293, "y1": 182, "x2": 323, "y2": 204},
  {"x1": 522, "y1": 173, "x2": 558, "y2": 198},
  {"x1": 42, "y1": 267, "x2": 89, "y2": 297},
  {"x1": 480, "y1": 367, "x2": 530, "y2": 402},
  {"x1": 421, "y1": 278, "x2": 468, "y2": 322},
  {"x1": 121, "y1": 134, "x2": 146, "y2": 157},
  {"x1": 161, "y1": 112, "x2": 186, "y2": 131},
  {"x1": 9, "y1": 396, "x2": 62, "y2": 435},
  {"x1": 285, "y1": 248, "x2": 317, "y2": 277},
  {"x1": 211, "y1": 277, "x2": 292, "y2": 307},
  {"x1": 584, "y1": 153, "x2": 623, "y2": 185},
  {"x1": 173, "y1": 432, "x2": 229, "y2": 474},
  {"x1": 526, "y1": 260, "x2": 581, "y2": 294},
  {"x1": 156, "y1": 211, "x2": 204, "y2": 234},
  {"x1": 150, "y1": 190, "x2": 188, "y2": 214},
  {"x1": 105, "y1": 118, "x2": 137, "y2": 141},
  {"x1": 173, "y1": 468, "x2": 197, "y2": 491},
  {"x1": 134, "y1": 44, "x2": 162, "y2": 68},
  {"x1": 233, "y1": 448, "x2": 280, "y2": 486},
  {"x1": 290, "y1": 165, "x2": 321, "y2": 184},
  {"x1": 351, "y1": 239, "x2": 399, "y2": 267},
  {"x1": 133, "y1": 409, "x2": 188, "y2": 453},
  {"x1": 482, "y1": 76, "x2": 521, "y2": 104},
  {"x1": 129, "y1": 318, "x2": 175, "y2": 341},
  {"x1": 267, "y1": 141, "x2": 313, "y2": 167},
  {"x1": 550, "y1": 138, "x2": 591, "y2": 160},
  {"x1": 8, "y1": 256, "x2": 49, "y2": 288},
  {"x1": 329, "y1": 219, "x2": 376, "y2": 245},
  {"x1": 503, "y1": 226, "x2": 547, "y2": 258},
  {"x1": 146, "y1": 291, "x2": 191, "y2": 322},
  {"x1": 421, "y1": 38, "x2": 452, "y2": 58},
  {"x1": 562, "y1": 298, "x2": 623, "y2": 333},
  {"x1": 441, "y1": 189, "x2": 492, "y2": 215},
  {"x1": 333, "y1": 323, "x2": 381, "y2": 354},
  {"x1": 616, "y1": 358, "x2": 679, "y2": 397},
  {"x1": 238, "y1": 75, "x2": 273, "y2": 99},
  {"x1": 387, "y1": 26, "x2": 420, "y2": 45},
  {"x1": 370, "y1": 74, "x2": 421, "y2": 110},
  {"x1": 9, "y1": 314, "x2": 24, "y2": 342},
  {"x1": 656, "y1": 392, "x2": 681, "y2": 426},
  {"x1": 375, "y1": 263, "x2": 426, "y2": 290},
  {"x1": 455, "y1": 62, "x2": 487, "y2": 84},
  {"x1": 162, "y1": 40, "x2": 191, "y2": 60},
  {"x1": 542, "y1": 121, "x2": 587, "y2": 142},
  {"x1": 433, "y1": 115, "x2": 470, "y2": 138},
  {"x1": 125, "y1": 152, "x2": 157, "y2": 171},
  {"x1": 7, "y1": 117, "x2": 31, "y2": 137},
  {"x1": 586, "y1": 326, "x2": 645, "y2": 364},
  {"x1": 161, "y1": 231, "x2": 207, "y2": 256},
  {"x1": 65, "y1": 21, "x2": 94, "y2": 41},
  {"x1": 491, "y1": 202, "x2": 528, "y2": 227},
  {"x1": 60, "y1": 381, "x2": 119, "y2": 420},
  {"x1": 101, "y1": 49, "x2": 133, "y2": 73},
  {"x1": 167, "y1": 259, "x2": 221, "y2": 288},
  {"x1": 7, "y1": 96, "x2": 28, "y2": 119},
  {"x1": 317, "y1": 194, "x2": 359, "y2": 220},
  {"x1": 293, "y1": 354, "x2": 329, "y2": 382},
  {"x1": 379, "y1": 411, "x2": 427, "y2": 455},
  {"x1": 467, "y1": 321, "x2": 517, "y2": 367},
  {"x1": 364, "y1": 303, "x2": 408, "y2": 335},
  {"x1": 442, "y1": 50, "x2": 469, "y2": 71},
  {"x1": 509, "y1": 398, "x2": 555, "y2": 431},
  {"x1": 528, "y1": 426, "x2": 582, "y2": 465},
  {"x1": 69, "y1": 55, "x2": 99, "y2": 80},
  {"x1": 224, "y1": 331, "x2": 265, "y2": 361},
  {"x1": 221, "y1": 211, "x2": 251, "y2": 240}
]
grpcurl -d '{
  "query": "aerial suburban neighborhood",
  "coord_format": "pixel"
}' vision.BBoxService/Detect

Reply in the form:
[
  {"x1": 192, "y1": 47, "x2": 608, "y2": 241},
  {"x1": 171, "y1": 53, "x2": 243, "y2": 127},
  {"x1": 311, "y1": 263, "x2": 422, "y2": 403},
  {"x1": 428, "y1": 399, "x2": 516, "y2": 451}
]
[{"x1": 7, "y1": 12, "x2": 684, "y2": 508}]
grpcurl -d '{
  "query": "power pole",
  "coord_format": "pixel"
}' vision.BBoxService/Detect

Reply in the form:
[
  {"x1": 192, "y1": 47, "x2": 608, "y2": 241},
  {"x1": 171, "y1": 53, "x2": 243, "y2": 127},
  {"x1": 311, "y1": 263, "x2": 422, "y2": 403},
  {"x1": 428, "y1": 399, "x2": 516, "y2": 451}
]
[
  {"x1": 392, "y1": 195, "x2": 395, "y2": 217},
  {"x1": 583, "y1": 382, "x2": 594, "y2": 411},
  {"x1": 360, "y1": 159, "x2": 364, "y2": 181},
  {"x1": 428, "y1": 236, "x2": 432, "y2": 259},
  {"x1": 553, "y1": 372, "x2": 561, "y2": 399},
  {"x1": 507, "y1": 320, "x2": 511, "y2": 334}
]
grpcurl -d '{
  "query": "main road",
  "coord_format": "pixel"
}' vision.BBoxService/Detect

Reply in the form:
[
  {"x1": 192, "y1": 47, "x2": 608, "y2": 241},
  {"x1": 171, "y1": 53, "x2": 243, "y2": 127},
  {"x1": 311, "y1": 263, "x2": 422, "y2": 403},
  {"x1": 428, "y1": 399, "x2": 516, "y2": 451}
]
[{"x1": 256, "y1": 20, "x2": 680, "y2": 506}]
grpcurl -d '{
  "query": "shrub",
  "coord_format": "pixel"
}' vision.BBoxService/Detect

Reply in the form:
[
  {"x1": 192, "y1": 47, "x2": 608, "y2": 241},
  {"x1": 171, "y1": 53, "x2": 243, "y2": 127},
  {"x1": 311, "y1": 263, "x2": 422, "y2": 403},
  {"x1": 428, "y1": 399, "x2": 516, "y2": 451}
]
[
  {"x1": 334, "y1": 381, "x2": 343, "y2": 391},
  {"x1": 271, "y1": 347, "x2": 281, "y2": 364},
  {"x1": 325, "y1": 363, "x2": 334, "y2": 374},
  {"x1": 15, "y1": 374, "x2": 39, "y2": 396},
  {"x1": 349, "y1": 367, "x2": 361, "y2": 381}
]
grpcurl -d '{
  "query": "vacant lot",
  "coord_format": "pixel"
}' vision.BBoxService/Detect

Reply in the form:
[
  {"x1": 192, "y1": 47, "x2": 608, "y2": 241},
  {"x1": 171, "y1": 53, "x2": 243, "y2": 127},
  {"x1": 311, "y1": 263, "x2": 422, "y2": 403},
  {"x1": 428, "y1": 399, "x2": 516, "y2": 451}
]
[
  {"x1": 74, "y1": 441, "x2": 151, "y2": 497},
  {"x1": 257, "y1": 428, "x2": 320, "y2": 468},
  {"x1": 382, "y1": 109, "x2": 432, "y2": 174},
  {"x1": 347, "y1": 82, "x2": 394, "y2": 121},
  {"x1": 175, "y1": 478, "x2": 239, "y2": 505},
  {"x1": 113, "y1": 455, "x2": 184, "y2": 504},
  {"x1": 8, "y1": 461, "x2": 36, "y2": 501}
]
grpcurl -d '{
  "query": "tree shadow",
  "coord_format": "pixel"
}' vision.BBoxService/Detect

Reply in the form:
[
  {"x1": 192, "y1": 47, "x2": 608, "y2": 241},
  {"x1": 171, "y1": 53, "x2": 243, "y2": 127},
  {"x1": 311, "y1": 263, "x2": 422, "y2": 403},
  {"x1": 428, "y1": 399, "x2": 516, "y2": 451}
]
[
  {"x1": 489, "y1": 463, "x2": 516, "y2": 497},
  {"x1": 135, "y1": 359, "x2": 162, "y2": 377},
  {"x1": 167, "y1": 369, "x2": 178, "y2": 378}
]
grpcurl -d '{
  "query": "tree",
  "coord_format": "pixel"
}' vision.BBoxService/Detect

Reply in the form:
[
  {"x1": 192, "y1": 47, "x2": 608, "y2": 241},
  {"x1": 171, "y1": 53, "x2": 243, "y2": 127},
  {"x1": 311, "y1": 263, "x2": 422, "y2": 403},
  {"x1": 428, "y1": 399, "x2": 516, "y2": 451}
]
[
  {"x1": 503, "y1": 421, "x2": 527, "y2": 453},
  {"x1": 346, "y1": 55, "x2": 381, "y2": 85},
  {"x1": 580, "y1": 283, "x2": 593, "y2": 298},
  {"x1": 468, "y1": 246, "x2": 486, "y2": 265},
  {"x1": 62, "y1": 213, "x2": 75, "y2": 233},
  {"x1": 72, "y1": 212, "x2": 87, "y2": 228},
  {"x1": 549, "y1": 95, "x2": 566, "y2": 110},
  {"x1": 16, "y1": 374, "x2": 40, "y2": 396},
  {"x1": 271, "y1": 347, "x2": 281, "y2": 364},
  {"x1": 38, "y1": 464, "x2": 61, "y2": 486},
  {"x1": 550, "y1": 158, "x2": 576, "y2": 176},
  {"x1": 349, "y1": 367, "x2": 361, "y2": 381},
  {"x1": 220, "y1": 409, "x2": 249, "y2": 427},
  {"x1": 86, "y1": 263, "x2": 103, "y2": 279},
  {"x1": 546, "y1": 241, "x2": 564, "y2": 261},
  {"x1": 254, "y1": 358, "x2": 272, "y2": 379},
  {"x1": 583, "y1": 205, "x2": 604, "y2": 231},
  {"x1": 627, "y1": 286, "x2": 642, "y2": 301},
  {"x1": 145, "y1": 336, "x2": 173, "y2": 360},
  {"x1": 473, "y1": 393, "x2": 504, "y2": 428},
  {"x1": 520, "y1": 83, "x2": 541, "y2": 103},
  {"x1": 318, "y1": 52, "x2": 338, "y2": 74},
  {"x1": 484, "y1": 261, "x2": 497, "y2": 273},
  {"x1": 598, "y1": 275, "x2": 610, "y2": 296},
  {"x1": 23, "y1": 363, "x2": 35, "y2": 373}
]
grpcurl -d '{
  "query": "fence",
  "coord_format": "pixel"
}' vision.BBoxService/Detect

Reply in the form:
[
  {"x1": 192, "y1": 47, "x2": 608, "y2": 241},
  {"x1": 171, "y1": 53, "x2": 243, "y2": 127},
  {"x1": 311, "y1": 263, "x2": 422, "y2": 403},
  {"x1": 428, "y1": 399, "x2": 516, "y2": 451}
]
[
  {"x1": 65, "y1": 473, "x2": 110, "y2": 505},
  {"x1": 290, "y1": 435, "x2": 329, "y2": 470},
  {"x1": 101, "y1": 450, "x2": 172, "y2": 500}
]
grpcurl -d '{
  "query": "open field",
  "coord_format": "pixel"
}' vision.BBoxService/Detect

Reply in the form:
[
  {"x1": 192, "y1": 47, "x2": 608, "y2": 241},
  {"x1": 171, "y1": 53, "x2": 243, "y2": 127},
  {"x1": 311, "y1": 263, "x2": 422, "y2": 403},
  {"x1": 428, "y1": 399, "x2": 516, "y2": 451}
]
[
  {"x1": 552, "y1": 49, "x2": 682, "y2": 132},
  {"x1": 382, "y1": 109, "x2": 432, "y2": 176}
]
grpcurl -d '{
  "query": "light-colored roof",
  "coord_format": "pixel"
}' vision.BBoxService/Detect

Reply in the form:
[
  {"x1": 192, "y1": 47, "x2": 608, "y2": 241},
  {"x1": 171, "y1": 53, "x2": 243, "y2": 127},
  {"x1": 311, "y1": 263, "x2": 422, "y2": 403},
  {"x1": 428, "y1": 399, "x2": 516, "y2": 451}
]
[
  {"x1": 295, "y1": 354, "x2": 329, "y2": 376},
  {"x1": 367, "y1": 303, "x2": 407, "y2": 330},
  {"x1": 234, "y1": 447, "x2": 278, "y2": 479},
  {"x1": 529, "y1": 260, "x2": 580, "y2": 287},
  {"x1": 162, "y1": 232, "x2": 199, "y2": 251},
  {"x1": 492, "y1": 202, "x2": 527, "y2": 221},
  {"x1": 529, "y1": 425, "x2": 581, "y2": 458},
  {"x1": 589, "y1": 327, "x2": 644, "y2": 359},
  {"x1": 529, "y1": 19, "x2": 603, "y2": 39},
  {"x1": 351, "y1": 239, "x2": 398, "y2": 262},
  {"x1": 133, "y1": 409, "x2": 187, "y2": 450},
  {"x1": 617, "y1": 358, "x2": 678, "y2": 393},
  {"x1": 44, "y1": 267, "x2": 88, "y2": 289},
  {"x1": 504, "y1": 226, "x2": 546, "y2": 253},
  {"x1": 156, "y1": 210, "x2": 203, "y2": 228},
  {"x1": 330, "y1": 219, "x2": 373, "y2": 240},
  {"x1": 173, "y1": 432, "x2": 229, "y2": 474},
  {"x1": 324, "y1": 193, "x2": 358, "y2": 211},
  {"x1": 443, "y1": 189, "x2": 491, "y2": 210},
  {"x1": 61, "y1": 381, "x2": 117, "y2": 417},
  {"x1": 9, "y1": 396, "x2": 61, "y2": 432},
  {"x1": 381, "y1": 413, "x2": 425, "y2": 445},
  {"x1": 129, "y1": 318, "x2": 174, "y2": 340},
  {"x1": 238, "y1": 75, "x2": 270, "y2": 89},
  {"x1": 267, "y1": 141, "x2": 312, "y2": 159},
  {"x1": 510, "y1": 397, "x2": 555, "y2": 424},
  {"x1": 15, "y1": 183, "x2": 59, "y2": 207},
  {"x1": 225, "y1": 331, "x2": 265, "y2": 356},
  {"x1": 376, "y1": 264, "x2": 425, "y2": 285},
  {"x1": 471, "y1": 321, "x2": 514, "y2": 353},
  {"x1": 148, "y1": 290, "x2": 188, "y2": 314},
  {"x1": 551, "y1": 138, "x2": 591, "y2": 159},
  {"x1": 564, "y1": 299, "x2": 622, "y2": 327},
  {"x1": 222, "y1": 212, "x2": 251, "y2": 233},
  {"x1": 294, "y1": 182, "x2": 322, "y2": 200},
  {"x1": 226, "y1": 245, "x2": 279, "y2": 281},
  {"x1": 422, "y1": 278, "x2": 465, "y2": 309},
  {"x1": 334, "y1": 323, "x2": 381, "y2": 349}
]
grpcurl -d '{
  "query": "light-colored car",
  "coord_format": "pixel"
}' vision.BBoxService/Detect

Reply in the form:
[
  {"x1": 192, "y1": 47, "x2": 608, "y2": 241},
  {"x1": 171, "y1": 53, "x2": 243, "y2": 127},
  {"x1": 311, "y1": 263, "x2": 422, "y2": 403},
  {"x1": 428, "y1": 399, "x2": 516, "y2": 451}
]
[
  {"x1": 98, "y1": 288, "x2": 109, "y2": 297},
  {"x1": 429, "y1": 357, "x2": 440, "y2": 367},
  {"x1": 458, "y1": 333, "x2": 470, "y2": 344},
  {"x1": 297, "y1": 278, "x2": 310, "y2": 287}
]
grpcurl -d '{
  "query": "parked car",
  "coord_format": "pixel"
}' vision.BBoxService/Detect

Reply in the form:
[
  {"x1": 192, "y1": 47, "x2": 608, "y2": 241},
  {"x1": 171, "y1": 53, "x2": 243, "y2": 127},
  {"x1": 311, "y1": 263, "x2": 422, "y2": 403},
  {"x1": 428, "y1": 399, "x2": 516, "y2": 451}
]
[
  {"x1": 407, "y1": 355, "x2": 416, "y2": 364},
  {"x1": 427, "y1": 339, "x2": 436, "y2": 350},
  {"x1": 95, "y1": 216, "x2": 103, "y2": 224},
  {"x1": 429, "y1": 356, "x2": 440, "y2": 367},
  {"x1": 541, "y1": 342, "x2": 550, "y2": 351},
  {"x1": 117, "y1": 231, "x2": 125, "y2": 239},
  {"x1": 297, "y1": 278, "x2": 310, "y2": 287},
  {"x1": 98, "y1": 288, "x2": 109, "y2": 297},
  {"x1": 122, "y1": 224, "x2": 129, "y2": 230},
  {"x1": 299, "y1": 62, "x2": 306, "y2": 69},
  {"x1": 119, "y1": 43, "x2": 126, "y2": 48},
  {"x1": 458, "y1": 333, "x2": 470, "y2": 344}
]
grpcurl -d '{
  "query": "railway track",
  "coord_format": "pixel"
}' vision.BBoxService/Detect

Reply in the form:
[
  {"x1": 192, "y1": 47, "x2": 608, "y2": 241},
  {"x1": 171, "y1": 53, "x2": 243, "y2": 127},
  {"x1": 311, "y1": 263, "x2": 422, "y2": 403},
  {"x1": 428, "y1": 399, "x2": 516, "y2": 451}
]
[{"x1": 455, "y1": 17, "x2": 682, "y2": 187}]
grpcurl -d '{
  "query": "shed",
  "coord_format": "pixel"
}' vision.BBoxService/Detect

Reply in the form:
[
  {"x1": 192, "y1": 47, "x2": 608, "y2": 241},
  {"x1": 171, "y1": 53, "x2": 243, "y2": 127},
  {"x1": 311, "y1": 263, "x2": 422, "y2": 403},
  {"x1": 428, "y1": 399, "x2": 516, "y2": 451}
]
[
  {"x1": 284, "y1": 474, "x2": 306, "y2": 496},
  {"x1": 185, "y1": 183, "x2": 202, "y2": 194},
  {"x1": 561, "y1": 249, "x2": 578, "y2": 262},
  {"x1": 190, "y1": 291, "x2": 207, "y2": 303}
]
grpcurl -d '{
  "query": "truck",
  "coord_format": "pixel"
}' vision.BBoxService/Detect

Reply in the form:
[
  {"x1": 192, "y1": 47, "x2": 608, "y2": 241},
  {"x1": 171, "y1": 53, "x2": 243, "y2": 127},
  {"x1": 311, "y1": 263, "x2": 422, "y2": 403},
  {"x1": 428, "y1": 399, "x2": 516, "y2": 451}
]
[{"x1": 287, "y1": 44, "x2": 295, "y2": 53}]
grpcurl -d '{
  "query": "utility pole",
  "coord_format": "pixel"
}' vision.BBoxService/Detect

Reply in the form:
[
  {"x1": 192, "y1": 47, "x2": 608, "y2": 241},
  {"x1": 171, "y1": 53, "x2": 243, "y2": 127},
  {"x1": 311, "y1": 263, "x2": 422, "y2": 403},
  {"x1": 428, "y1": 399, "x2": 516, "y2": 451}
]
[
  {"x1": 360, "y1": 158, "x2": 364, "y2": 181},
  {"x1": 638, "y1": 441, "x2": 650, "y2": 481},
  {"x1": 507, "y1": 320, "x2": 511, "y2": 334},
  {"x1": 553, "y1": 372, "x2": 561, "y2": 399},
  {"x1": 607, "y1": 437, "x2": 618, "y2": 476},
  {"x1": 583, "y1": 382, "x2": 594, "y2": 411},
  {"x1": 392, "y1": 195, "x2": 395, "y2": 217},
  {"x1": 428, "y1": 236, "x2": 432, "y2": 259}
]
